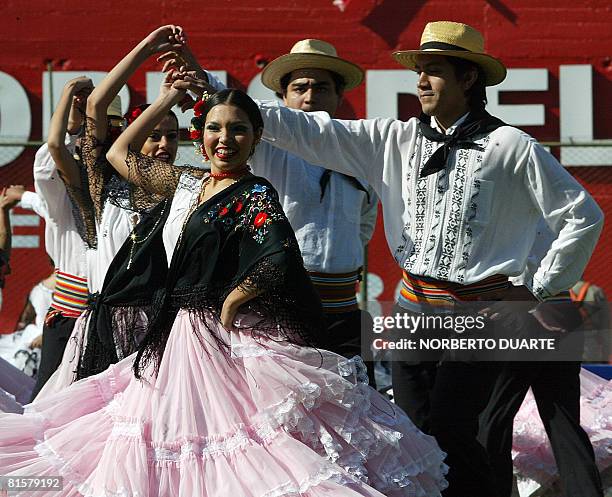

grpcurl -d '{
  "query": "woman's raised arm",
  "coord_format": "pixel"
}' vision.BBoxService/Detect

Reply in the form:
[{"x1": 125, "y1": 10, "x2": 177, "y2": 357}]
[
  {"x1": 86, "y1": 25, "x2": 186, "y2": 146},
  {"x1": 47, "y1": 77, "x2": 92, "y2": 187}
]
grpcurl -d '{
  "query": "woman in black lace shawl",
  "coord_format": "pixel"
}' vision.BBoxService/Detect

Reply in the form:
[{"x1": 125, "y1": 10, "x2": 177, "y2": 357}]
[
  {"x1": 106, "y1": 80, "x2": 325, "y2": 373},
  {"x1": 42, "y1": 26, "x2": 203, "y2": 386},
  {"x1": 72, "y1": 26, "x2": 210, "y2": 380}
]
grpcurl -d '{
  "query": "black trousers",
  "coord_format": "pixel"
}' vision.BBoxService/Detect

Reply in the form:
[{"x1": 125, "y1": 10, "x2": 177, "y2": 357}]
[
  {"x1": 392, "y1": 359, "x2": 502, "y2": 497},
  {"x1": 478, "y1": 362, "x2": 604, "y2": 497},
  {"x1": 30, "y1": 315, "x2": 77, "y2": 401},
  {"x1": 390, "y1": 302, "x2": 504, "y2": 497},
  {"x1": 320, "y1": 309, "x2": 376, "y2": 388}
]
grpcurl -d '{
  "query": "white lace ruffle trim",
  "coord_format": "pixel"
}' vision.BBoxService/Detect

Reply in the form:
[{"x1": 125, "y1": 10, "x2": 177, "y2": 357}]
[
  {"x1": 27, "y1": 355, "x2": 447, "y2": 496},
  {"x1": 34, "y1": 437, "x2": 361, "y2": 497}
]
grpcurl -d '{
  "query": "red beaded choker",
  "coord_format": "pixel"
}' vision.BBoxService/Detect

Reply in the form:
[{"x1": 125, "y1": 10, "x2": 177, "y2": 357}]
[{"x1": 209, "y1": 166, "x2": 251, "y2": 179}]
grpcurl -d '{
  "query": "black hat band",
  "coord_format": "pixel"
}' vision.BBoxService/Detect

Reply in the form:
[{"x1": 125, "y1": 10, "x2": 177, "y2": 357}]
[{"x1": 419, "y1": 41, "x2": 471, "y2": 52}]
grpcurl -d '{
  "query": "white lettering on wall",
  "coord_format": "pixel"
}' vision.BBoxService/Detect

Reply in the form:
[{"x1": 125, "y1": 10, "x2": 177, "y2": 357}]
[
  {"x1": 366, "y1": 70, "x2": 418, "y2": 119},
  {"x1": 486, "y1": 68, "x2": 548, "y2": 125},
  {"x1": 559, "y1": 65, "x2": 612, "y2": 166},
  {"x1": 247, "y1": 72, "x2": 280, "y2": 101},
  {"x1": 9, "y1": 212, "x2": 40, "y2": 248},
  {"x1": 42, "y1": 72, "x2": 131, "y2": 139},
  {"x1": 0, "y1": 65, "x2": 611, "y2": 168},
  {"x1": 0, "y1": 72, "x2": 32, "y2": 167}
]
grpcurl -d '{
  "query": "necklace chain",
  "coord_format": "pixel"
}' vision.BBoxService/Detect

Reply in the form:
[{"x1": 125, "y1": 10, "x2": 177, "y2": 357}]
[{"x1": 126, "y1": 200, "x2": 169, "y2": 270}]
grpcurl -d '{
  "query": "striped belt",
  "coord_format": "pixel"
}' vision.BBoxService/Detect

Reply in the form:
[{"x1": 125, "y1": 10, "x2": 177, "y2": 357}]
[
  {"x1": 49, "y1": 269, "x2": 89, "y2": 318},
  {"x1": 398, "y1": 271, "x2": 510, "y2": 311},
  {"x1": 309, "y1": 270, "x2": 360, "y2": 314}
]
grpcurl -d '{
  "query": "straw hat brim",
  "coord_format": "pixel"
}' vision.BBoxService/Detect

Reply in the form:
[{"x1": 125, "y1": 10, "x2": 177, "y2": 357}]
[
  {"x1": 106, "y1": 95, "x2": 123, "y2": 118},
  {"x1": 261, "y1": 53, "x2": 364, "y2": 93},
  {"x1": 392, "y1": 49, "x2": 507, "y2": 86}
]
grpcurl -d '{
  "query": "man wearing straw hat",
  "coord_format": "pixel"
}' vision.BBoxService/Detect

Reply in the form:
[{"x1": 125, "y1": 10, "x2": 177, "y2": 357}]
[
  {"x1": 162, "y1": 39, "x2": 379, "y2": 382},
  {"x1": 240, "y1": 20, "x2": 604, "y2": 497}
]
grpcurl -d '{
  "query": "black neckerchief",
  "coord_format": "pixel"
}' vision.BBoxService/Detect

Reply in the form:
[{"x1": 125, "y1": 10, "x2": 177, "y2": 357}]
[
  {"x1": 319, "y1": 169, "x2": 371, "y2": 203},
  {"x1": 418, "y1": 110, "x2": 506, "y2": 178}
]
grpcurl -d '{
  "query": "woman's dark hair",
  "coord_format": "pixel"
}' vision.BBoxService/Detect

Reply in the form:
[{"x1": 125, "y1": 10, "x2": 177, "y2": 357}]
[
  {"x1": 276, "y1": 70, "x2": 346, "y2": 99},
  {"x1": 202, "y1": 89, "x2": 264, "y2": 131},
  {"x1": 124, "y1": 103, "x2": 179, "y2": 130},
  {"x1": 447, "y1": 56, "x2": 488, "y2": 112}
]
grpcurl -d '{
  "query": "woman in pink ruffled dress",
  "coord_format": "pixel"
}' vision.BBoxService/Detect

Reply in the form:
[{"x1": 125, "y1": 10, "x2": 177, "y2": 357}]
[
  {"x1": 512, "y1": 368, "x2": 612, "y2": 495},
  {"x1": 0, "y1": 55, "x2": 448, "y2": 496}
]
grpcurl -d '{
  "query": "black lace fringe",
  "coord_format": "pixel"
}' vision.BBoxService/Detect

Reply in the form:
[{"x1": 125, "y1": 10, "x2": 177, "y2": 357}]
[
  {"x1": 133, "y1": 257, "x2": 325, "y2": 379},
  {"x1": 75, "y1": 301, "x2": 155, "y2": 380}
]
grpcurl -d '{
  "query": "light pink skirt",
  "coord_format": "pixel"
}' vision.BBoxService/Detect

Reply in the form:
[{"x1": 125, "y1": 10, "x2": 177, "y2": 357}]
[
  {"x1": 0, "y1": 310, "x2": 448, "y2": 497},
  {"x1": 513, "y1": 368, "x2": 612, "y2": 488},
  {"x1": 32, "y1": 313, "x2": 89, "y2": 401}
]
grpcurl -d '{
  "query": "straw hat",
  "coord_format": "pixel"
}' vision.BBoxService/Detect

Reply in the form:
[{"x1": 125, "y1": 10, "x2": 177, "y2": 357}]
[
  {"x1": 106, "y1": 95, "x2": 123, "y2": 118},
  {"x1": 261, "y1": 39, "x2": 364, "y2": 93},
  {"x1": 392, "y1": 21, "x2": 507, "y2": 86}
]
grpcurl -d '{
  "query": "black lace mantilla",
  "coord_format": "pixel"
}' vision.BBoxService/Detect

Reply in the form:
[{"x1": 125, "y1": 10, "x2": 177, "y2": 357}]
[
  {"x1": 75, "y1": 201, "x2": 171, "y2": 380},
  {"x1": 124, "y1": 149, "x2": 205, "y2": 200},
  {"x1": 134, "y1": 176, "x2": 325, "y2": 378},
  {"x1": 78, "y1": 118, "x2": 194, "y2": 230}
]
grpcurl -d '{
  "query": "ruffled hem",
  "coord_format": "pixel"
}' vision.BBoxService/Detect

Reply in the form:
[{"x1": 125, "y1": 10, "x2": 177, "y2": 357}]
[
  {"x1": 512, "y1": 369, "x2": 612, "y2": 486},
  {"x1": 0, "y1": 310, "x2": 447, "y2": 497}
]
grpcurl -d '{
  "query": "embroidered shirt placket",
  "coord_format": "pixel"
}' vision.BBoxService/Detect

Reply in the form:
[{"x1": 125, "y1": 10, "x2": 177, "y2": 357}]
[
  {"x1": 457, "y1": 136, "x2": 490, "y2": 282},
  {"x1": 404, "y1": 135, "x2": 436, "y2": 273},
  {"x1": 436, "y1": 147, "x2": 470, "y2": 281},
  {"x1": 393, "y1": 133, "x2": 420, "y2": 267},
  {"x1": 409, "y1": 137, "x2": 444, "y2": 275},
  {"x1": 423, "y1": 153, "x2": 451, "y2": 274}
]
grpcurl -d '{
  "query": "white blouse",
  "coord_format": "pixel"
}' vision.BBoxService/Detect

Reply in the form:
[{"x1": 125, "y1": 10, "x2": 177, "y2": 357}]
[
  {"x1": 86, "y1": 201, "x2": 139, "y2": 294},
  {"x1": 162, "y1": 173, "x2": 204, "y2": 263}
]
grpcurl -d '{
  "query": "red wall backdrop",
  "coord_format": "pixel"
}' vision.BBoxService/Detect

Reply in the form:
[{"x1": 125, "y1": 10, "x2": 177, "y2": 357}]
[{"x1": 1, "y1": 0, "x2": 611, "y2": 329}]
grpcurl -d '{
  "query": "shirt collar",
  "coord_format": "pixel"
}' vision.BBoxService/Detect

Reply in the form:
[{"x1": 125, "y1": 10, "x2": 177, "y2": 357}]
[{"x1": 430, "y1": 112, "x2": 470, "y2": 135}]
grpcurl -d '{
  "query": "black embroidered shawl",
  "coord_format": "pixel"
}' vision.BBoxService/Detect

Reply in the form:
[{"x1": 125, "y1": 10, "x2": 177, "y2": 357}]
[{"x1": 125, "y1": 175, "x2": 325, "y2": 378}]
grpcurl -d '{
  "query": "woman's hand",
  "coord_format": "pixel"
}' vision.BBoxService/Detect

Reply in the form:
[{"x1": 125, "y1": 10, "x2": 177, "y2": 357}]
[
  {"x1": 220, "y1": 298, "x2": 240, "y2": 330},
  {"x1": 142, "y1": 25, "x2": 186, "y2": 56},
  {"x1": 66, "y1": 76, "x2": 94, "y2": 103},
  {"x1": 3, "y1": 185, "x2": 25, "y2": 205},
  {"x1": 172, "y1": 71, "x2": 214, "y2": 96},
  {"x1": 30, "y1": 334, "x2": 43, "y2": 349},
  {"x1": 0, "y1": 187, "x2": 19, "y2": 210},
  {"x1": 220, "y1": 283, "x2": 261, "y2": 330},
  {"x1": 157, "y1": 43, "x2": 206, "y2": 79},
  {"x1": 68, "y1": 76, "x2": 94, "y2": 93},
  {"x1": 158, "y1": 71, "x2": 176, "y2": 98},
  {"x1": 171, "y1": 71, "x2": 216, "y2": 111}
]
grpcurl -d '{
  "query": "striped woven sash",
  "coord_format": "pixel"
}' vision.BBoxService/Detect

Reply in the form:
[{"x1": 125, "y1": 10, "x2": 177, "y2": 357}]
[
  {"x1": 309, "y1": 270, "x2": 360, "y2": 313},
  {"x1": 398, "y1": 271, "x2": 510, "y2": 310},
  {"x1": 50, "y1": 270, "x2": 89, "y2": 318}
]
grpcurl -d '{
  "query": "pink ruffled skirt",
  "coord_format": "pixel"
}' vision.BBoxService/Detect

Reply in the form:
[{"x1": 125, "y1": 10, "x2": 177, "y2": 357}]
[
  {"x1": 32, "y1": 313, "x2": 89, "y2": 401},
  {"x1": 0, "y1": 310, "x2": 448, "y2": 497},
  {"x1": 512, "y1": 368, "x2": 612, "y2": 490}
]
